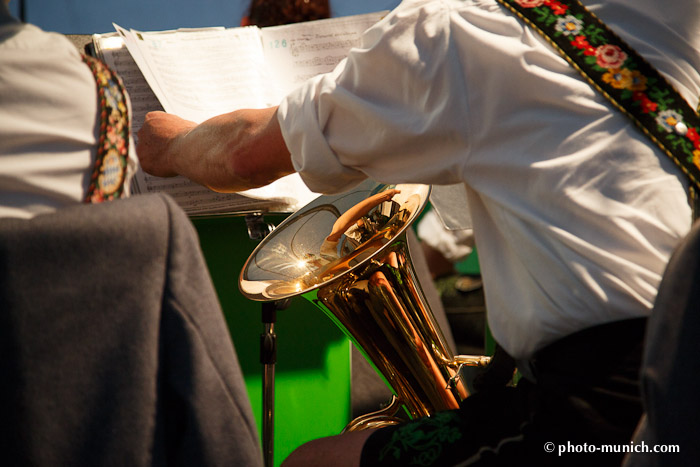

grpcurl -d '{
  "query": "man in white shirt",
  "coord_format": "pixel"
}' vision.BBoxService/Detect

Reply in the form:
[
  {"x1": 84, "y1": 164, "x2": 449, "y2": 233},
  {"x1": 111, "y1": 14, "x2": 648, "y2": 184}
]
[
  {"x1": 0, "y1": 0, "x2": 136, "y2": 218},
  {"x1": 136, "y1": 0, "x2": 699, "y2": 464}
]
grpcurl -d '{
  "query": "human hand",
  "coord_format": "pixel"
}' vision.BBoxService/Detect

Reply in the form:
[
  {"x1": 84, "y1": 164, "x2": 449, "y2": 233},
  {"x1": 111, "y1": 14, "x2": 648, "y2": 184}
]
[{"x1": 136, "y1": 111, "x2": 197, "y2": 177}]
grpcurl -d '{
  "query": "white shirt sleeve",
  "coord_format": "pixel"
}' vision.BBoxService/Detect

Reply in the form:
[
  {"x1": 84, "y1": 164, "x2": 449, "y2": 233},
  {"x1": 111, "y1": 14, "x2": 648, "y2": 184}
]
[{"x1": 278, "y1": 0, "x2": 470, "y2": 194}]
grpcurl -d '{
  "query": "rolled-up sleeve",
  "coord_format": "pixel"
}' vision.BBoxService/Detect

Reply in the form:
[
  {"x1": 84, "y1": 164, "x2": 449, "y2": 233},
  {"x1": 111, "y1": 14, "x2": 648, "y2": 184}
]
[{"x1": 278, "y1": 73, "x2": 368, "y2": 193}]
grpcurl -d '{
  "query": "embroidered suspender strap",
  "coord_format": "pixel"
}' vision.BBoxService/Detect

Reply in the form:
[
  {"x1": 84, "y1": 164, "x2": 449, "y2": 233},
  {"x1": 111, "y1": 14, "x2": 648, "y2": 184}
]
[
  {"x1": 494, "y1": 0, "x2": 700, "y2": 193},
  {"x1": 81, "y1": 54, "x2": 131, "y2": 203}
]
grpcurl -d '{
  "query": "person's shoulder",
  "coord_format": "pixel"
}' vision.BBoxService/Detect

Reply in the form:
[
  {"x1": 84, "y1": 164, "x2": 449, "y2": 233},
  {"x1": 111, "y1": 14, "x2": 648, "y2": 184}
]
[{"x1": 1, "y1": 21, "x2": 79, "y2": 59}]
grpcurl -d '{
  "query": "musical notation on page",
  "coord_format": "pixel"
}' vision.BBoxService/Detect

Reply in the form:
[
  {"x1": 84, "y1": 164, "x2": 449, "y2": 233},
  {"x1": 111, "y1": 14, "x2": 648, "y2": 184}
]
[{"x1": 261, "y1": 12, "x2": 385, "y2": 94}]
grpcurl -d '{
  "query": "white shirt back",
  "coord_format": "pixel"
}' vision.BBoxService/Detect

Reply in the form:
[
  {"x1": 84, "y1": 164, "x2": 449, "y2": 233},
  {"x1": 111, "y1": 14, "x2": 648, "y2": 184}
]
[{"x1": 279, "y1": 0, "x2": 700, "y2": 359}]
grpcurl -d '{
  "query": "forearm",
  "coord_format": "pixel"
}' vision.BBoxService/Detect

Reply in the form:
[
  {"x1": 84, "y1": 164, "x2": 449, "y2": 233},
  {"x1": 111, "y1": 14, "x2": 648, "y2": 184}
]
[{"x1": 137, "y1": 106, "x2": 294, "y2": 192}]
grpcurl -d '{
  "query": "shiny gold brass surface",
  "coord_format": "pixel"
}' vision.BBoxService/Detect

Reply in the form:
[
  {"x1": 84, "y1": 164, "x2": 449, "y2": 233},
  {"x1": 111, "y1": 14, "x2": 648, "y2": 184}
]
[
  {"x1": 309, "y1": 238, "x2": 467, "y2": 418},
  {"x1": 240, "y1": 182, "x2": 489, "y2": 429}
]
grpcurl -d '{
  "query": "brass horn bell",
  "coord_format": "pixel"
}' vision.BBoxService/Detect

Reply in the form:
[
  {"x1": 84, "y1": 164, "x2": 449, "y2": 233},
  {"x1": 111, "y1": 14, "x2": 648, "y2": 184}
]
[{"x1": 240, "y1": 182, "x2": 489, "y2": 431}]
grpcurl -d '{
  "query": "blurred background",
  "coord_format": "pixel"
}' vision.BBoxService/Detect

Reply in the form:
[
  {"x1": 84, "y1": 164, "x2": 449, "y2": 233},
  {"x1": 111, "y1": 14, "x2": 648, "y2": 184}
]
[{"x1": 6, "y1": 0, "x2": 401, "y2": 34}]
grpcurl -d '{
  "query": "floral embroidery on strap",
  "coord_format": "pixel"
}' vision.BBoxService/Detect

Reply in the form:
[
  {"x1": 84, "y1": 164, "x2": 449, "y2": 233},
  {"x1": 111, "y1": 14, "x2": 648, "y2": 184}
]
[
  {"x1": 378, "y1": 410, "x2": 463, "y2": 465},
  {"x1": 81, "y1": 54, "x2": 131, "y2": 203},
  {"x1": 496, "y1": 0, "x2": 700, "y2": 190}
]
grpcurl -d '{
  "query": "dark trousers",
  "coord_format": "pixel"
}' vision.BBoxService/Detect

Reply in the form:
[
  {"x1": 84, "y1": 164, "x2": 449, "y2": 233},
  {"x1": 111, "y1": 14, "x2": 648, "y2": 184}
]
[{"x1": 361, "y1": 318, "x2": 646, "y2": 467}]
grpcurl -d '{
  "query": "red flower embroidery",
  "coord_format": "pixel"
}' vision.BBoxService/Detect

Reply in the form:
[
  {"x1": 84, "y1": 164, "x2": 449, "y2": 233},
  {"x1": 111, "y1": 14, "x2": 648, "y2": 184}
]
[
  {"x1": 640, "y1": 99, "x2": 657, "y2": 113},
  {"x1": 571, "y1": 35, "x2": 595, "y2": 55},
  {"x1": 544, "y1": 0, "x2": 568, "y2": 14},
  {"x1": 595, "y1": 44, "x2": 627, "y2": 69},
  {"x1": 571, "y1": 35, "x2": 588, "y2": 48},
  {"x1": 632, "y1": 92, "x2": 657, "y2": 113}
]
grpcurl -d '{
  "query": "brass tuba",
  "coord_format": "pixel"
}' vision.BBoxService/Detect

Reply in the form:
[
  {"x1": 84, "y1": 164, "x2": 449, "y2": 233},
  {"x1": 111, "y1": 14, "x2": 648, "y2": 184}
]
[{"x1": 240, "y1": 182, "x2": 489, "y2": 431}]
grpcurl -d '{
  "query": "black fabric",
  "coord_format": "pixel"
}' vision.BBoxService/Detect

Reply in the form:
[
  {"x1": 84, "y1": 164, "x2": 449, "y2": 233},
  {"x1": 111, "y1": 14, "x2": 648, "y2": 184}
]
[
  {"x1": 624, "y1": 220, "x2": 700, "y2": 467},
  {"x1": 361, "y1": 318, "x2": 645, "y2": 467},
  {"x1": 471, "y1": 344, "x2": 516, "y2": 394},
  {"x1": 528, "y1": 318, "x2": 646, "y2": 438},
  {"x1": 0, "y1": 194, "x2": 262, "y2": 467},
  {"x1": 361, "y1": 386, "x2": 529, "y2": 467}
]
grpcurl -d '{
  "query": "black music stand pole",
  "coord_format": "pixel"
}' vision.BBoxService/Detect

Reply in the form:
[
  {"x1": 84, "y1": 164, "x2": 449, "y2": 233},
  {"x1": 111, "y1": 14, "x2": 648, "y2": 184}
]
[
  {"x1": 246, "y1": 212, "x2": 279, "y2": 467},
  {"x1": 260, "y1": 301, "x2": 277, "y2": 467}
]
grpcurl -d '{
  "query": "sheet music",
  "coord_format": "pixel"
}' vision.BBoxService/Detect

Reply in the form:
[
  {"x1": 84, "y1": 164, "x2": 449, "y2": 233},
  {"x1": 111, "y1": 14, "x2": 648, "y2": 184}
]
[
  {"x1": 261, "y1": 12, "x2": 386, "y2": 96},
  {"x1": 115, "y1": 24, "x2": 277, "y2": 122}
]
